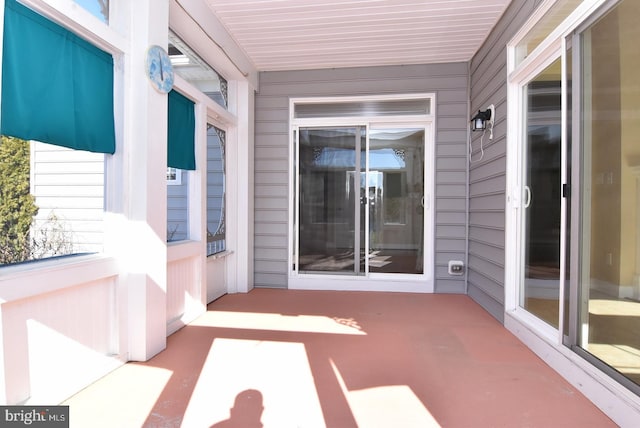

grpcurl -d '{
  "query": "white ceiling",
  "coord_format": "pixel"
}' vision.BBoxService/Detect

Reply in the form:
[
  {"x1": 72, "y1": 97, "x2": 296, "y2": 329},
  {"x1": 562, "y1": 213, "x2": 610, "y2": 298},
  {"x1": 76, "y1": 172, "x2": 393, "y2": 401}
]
[{"x1": 205, "y1": 0, "x2": 512, "y2": 72}]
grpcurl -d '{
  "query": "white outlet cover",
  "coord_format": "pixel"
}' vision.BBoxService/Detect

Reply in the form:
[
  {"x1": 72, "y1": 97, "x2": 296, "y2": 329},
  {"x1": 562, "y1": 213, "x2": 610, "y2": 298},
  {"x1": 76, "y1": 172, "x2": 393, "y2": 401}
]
[{"x1": 448, "y1": 260, "x2": 464, "y2": 275}]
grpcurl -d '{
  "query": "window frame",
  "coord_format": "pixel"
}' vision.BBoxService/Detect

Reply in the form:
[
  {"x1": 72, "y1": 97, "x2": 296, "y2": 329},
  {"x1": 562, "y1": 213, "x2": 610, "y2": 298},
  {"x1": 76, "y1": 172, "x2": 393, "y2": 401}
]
[
  {"x1": 166, "y1": 73, "x2": 235, "y2": 251},
  {"x1": 0, "y1": 0, "x2": 125, "y2": 271}
]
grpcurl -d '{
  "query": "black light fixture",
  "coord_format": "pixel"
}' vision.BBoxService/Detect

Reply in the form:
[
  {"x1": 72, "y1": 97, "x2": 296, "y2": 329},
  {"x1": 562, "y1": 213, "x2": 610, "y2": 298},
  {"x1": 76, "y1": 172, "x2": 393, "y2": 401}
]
[{"x1": 470, "y1": 108, "x2": 492, "y2": 131}]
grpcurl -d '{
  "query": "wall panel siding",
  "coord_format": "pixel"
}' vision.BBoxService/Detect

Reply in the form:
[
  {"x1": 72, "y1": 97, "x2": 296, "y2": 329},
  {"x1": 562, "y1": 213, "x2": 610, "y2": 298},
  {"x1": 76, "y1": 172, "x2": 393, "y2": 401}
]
[
  {"x1": 3, "y1": 277, "x2": 119, "y2": 404},
  {"x1": 167, "y1": 255, "x2": 201, "y2": 334},
  {"x1": 167, "y1": 172, "x2": 189, "y2": 242},
  {"x1": 255, "y1": 63, "x2": 469, "y2": 291},
  {"x1": 468, "y1": 0, "x2": 541, "y2": 321}
]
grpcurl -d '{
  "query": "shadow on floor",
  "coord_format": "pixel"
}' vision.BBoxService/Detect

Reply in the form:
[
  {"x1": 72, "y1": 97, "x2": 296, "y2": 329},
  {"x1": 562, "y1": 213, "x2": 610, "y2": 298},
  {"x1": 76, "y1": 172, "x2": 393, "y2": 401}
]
[{"x1": 66, "y1": 289, "x2": 615, "y2": 428}]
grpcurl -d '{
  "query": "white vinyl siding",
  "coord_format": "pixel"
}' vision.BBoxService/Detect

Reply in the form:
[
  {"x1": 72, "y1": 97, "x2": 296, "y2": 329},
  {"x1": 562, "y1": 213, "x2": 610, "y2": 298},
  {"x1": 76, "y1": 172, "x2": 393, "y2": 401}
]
[
  {"x1": 167, "y1": 172, "x2": 189, "y2": 242},
  {"x1": 467, "y1": 0, "x2": 546, "y2": 321},
  {"x1": 30, "y1": 141, "x2": 105, "y2": 254}
]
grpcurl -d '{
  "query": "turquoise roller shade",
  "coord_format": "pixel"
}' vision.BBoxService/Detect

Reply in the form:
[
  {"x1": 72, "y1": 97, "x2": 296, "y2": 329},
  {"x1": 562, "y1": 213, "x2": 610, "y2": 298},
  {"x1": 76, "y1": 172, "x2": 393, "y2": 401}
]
[
  {"x1": 168, "y1": 90, "x2": 195, "y2": 170},
  {"x1": 1, "y1": 0, "x2": 115, "y2": 154}
]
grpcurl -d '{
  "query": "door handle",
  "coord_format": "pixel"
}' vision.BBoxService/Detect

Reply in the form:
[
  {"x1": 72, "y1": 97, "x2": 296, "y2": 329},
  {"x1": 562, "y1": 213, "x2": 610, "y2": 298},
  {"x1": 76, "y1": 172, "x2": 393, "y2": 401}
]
[{"x1": 524, "y1": 185, "x2": 532, "y2": 208}]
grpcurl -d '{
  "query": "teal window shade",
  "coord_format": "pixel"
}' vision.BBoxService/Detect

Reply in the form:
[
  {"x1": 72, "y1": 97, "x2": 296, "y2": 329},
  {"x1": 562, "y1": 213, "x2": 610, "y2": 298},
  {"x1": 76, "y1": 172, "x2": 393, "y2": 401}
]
[
  {"x1": 1, "y1": 0, "x2": 115, "y2": 154},
  {"x1": 168, "y1": 90, "x2": 195, "y2": 170}
]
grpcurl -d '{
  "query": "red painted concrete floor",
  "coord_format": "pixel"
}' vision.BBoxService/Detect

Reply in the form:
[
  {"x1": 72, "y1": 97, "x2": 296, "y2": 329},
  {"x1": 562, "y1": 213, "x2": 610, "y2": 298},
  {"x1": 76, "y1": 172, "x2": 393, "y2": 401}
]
[{"x1": 65, "y1": 289, "x2": 616, "y2": 427}]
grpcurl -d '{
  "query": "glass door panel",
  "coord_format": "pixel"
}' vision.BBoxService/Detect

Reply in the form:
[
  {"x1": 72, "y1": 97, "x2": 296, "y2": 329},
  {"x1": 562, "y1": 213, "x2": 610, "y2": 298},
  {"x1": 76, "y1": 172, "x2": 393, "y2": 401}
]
[
  {"x1": 521, "y1": 58, "x2": 562, "y2": 328},
  {"x1": 298, "y1": 127, "x2": 365, "y2": 274},
  {"x1": 577, "y1": 0, "x2": 640, "y2": 388},
  {"x1": 368, "y1": 128, "x2": 425, "y2": 274}
]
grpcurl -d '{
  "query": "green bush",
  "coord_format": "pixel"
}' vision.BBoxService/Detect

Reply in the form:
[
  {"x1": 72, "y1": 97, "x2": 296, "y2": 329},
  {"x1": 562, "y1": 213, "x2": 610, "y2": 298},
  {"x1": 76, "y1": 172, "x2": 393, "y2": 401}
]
[{"x1": 0, "y1": 135, "x2": 39, "y2": 264}]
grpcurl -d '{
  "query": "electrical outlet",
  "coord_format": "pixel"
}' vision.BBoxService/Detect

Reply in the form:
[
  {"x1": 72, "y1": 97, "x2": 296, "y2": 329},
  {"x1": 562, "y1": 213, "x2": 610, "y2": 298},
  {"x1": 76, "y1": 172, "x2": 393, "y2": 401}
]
[{"x1": 448, "y1": 260, "x2": 464, "y2": 276}]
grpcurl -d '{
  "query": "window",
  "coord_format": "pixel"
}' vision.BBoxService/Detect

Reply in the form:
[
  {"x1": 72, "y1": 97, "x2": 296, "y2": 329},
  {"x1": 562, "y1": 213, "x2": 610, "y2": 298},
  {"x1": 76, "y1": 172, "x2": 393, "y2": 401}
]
[
  {"x1": 166, "y1": 167, "x2": 182, "y2": 185},
  {"x1": 165, "y1": 30, "x2": 228, "y2": 245},
  {"x1": 169, "y1": 32, "x2": 228, "y2": 110},
  {"x1": 73, "y1": 0, "x2": 109, "y2": 23},
  {"x1": 514, "y1": 0, "x2": 582, "y2": 66},
  {"x1": 2, "y1": 0, "x2": 115, "y2": 154},
  {"x1": 166, "y1": 90, "x2": 195, "y2": 243},
  {"x1": 167, "y1": 167, "x2": 189, "y2": 242},
  {"x1": 1, "y1": 0, "x2": 114, "y2": 266},
  {"x1": 0, "y1": 137, "x2": 106, "y2": 265},
  {"x1": 294, "y1": 98, "x2": 431, "y2": 119},
  {"x1": 207, "y1": 125, "x2": 225, "y2": 255}
]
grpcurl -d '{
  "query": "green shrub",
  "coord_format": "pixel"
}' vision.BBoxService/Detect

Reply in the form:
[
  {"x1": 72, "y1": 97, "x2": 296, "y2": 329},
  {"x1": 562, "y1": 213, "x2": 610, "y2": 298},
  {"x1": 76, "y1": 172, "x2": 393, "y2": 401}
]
[{"x1": 0, "y1": 135, "x2": 39, "y2": 264}]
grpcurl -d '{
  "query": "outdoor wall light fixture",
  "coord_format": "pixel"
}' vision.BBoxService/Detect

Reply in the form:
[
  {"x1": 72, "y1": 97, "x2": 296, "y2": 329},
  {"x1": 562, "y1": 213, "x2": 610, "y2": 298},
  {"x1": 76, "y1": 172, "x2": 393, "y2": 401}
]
[
  {"x1": 469, "y1": 104, "x2": 495, "y2": 163},
  {"x1": 470, "y1": 107, "x2": 493, "y2": 131}
]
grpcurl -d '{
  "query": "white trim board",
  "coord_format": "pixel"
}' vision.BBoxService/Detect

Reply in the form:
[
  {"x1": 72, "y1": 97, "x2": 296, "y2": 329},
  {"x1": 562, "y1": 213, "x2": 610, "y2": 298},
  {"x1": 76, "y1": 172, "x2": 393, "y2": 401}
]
[{"x1": 505, "y1": 312, "x2": 640, "y2": 427}]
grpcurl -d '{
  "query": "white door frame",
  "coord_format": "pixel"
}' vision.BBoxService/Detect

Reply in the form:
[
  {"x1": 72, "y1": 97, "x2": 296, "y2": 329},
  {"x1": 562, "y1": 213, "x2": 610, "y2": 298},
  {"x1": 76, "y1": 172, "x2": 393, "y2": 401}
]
[{"x1": 288, "y1": 94, "x2": 435, "y2": 293}]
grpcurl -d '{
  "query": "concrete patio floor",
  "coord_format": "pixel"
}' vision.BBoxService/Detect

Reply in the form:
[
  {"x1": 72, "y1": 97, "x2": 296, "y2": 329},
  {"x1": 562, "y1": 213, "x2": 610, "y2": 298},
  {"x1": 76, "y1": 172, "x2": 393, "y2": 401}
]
[{"x1": 64, "y1": 289, "x2": 616, "y2": 427}]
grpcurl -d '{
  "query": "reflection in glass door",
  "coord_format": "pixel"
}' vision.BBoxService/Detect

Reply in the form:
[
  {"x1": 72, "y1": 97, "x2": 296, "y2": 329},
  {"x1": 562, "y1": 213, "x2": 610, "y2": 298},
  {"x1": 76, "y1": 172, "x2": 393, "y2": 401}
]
[
  {"x1": 575, "y1": 0, "x2": 640, "y2": 390},
  {"x1": 521, "y1": 58, "x2": 562, "y2": 328},
  {"x1": 368, "y1": 128, "x2": 425, "y2": 274},
  {"x1": 296, "y1": 126, "x2": 425, "y2": 276},
  {"x1": 297, "y1": 127, "x2": 366, "y2": 274}
]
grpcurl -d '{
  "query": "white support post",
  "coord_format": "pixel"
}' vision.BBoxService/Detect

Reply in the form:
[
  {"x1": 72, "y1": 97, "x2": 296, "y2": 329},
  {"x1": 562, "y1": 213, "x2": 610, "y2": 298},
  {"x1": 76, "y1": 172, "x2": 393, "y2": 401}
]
[
  {"x1": 224, "y1": 80, "x2": 254, "y2": 294},
  {"x1": 120, "y1": 0, "x2": 169, "y2": 361},
  {"x1": 235, "y1": 81, "x2": 255, "y2": 293}
]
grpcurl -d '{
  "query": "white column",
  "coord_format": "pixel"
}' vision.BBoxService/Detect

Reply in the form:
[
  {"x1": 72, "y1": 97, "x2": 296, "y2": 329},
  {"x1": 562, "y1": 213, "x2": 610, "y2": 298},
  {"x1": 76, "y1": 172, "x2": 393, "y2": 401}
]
[
  {"x1": 235, "y1": 81, "x2": 255, "y2": 293},
  {"x1": 120, "y1": 0, "x2": 169, "y2": 361},
  {"x1": 226, "y1": 80, "x2": 255, "y2": 293}
]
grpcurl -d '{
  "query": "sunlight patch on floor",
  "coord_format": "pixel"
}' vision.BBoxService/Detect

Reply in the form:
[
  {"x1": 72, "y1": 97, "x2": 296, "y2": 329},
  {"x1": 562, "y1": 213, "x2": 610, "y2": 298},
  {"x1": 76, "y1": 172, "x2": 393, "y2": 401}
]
[
  {"x1": 181, "y1": 338, "x2": 326, "y2": 428},
  {"x1": 330, "y1": 359, "x2": 440, "y2": 428},
  {"x1": 587, "y1": 344, "x2": 640, "y2": 374},
  {"x1": 64, "y1": 364, "x2": 173, "y2": 428},
  {"x1": 190, "y1": 310, "x2": 366, "y2": 335},
  {"x1": 588, "y1": 299, "x2": 640, "y2": 316}
]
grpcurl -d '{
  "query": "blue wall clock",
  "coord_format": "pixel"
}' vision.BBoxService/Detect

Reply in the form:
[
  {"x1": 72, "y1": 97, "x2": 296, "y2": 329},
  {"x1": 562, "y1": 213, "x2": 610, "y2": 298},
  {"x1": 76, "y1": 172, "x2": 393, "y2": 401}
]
[{"x1": 146, "y1": 45, "x2": 174, "y2": 93}]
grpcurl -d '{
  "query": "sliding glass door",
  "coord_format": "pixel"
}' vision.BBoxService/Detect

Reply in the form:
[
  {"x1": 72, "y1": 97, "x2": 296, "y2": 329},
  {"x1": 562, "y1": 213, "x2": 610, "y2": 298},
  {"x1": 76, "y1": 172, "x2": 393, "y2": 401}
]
[
  {"x1": 572, "y1": 0, "x2": 640, "y2": 389},
  {"x1": 513, "y1": 0, "x2": 640, "y2": 395},
  {"x1": 368, "y1": 128, "x2": 425, "y2": 274},
  {"x1": 521, "y1": 58, "x2": 563, "y2": 328},
  {"x1": 295, "y1": 126, "x2": 426, "y2": 276}
]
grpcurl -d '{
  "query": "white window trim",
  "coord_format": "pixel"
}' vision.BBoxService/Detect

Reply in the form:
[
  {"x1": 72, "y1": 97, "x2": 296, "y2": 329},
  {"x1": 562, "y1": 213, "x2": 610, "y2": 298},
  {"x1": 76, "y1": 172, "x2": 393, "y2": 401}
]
[
  {"x1": 505, "y1": 0, "x2": 613, "y2": 326},
  {"x1": 12, "y1": 0, "x2": 127, "y2": 53},
  {"x1": 0, "y1": 0, "x2": 125, "y2": 264},
  {"x1": 505, "y1": 0, "x2": 640, "y2": 423},
  {"x1": 290, "y1": 93, "x2": 434, "y2": 127}
]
